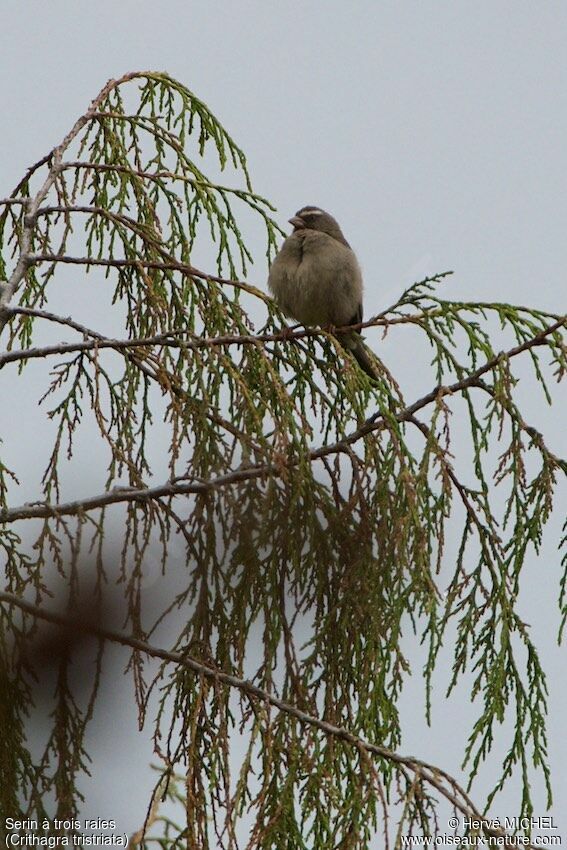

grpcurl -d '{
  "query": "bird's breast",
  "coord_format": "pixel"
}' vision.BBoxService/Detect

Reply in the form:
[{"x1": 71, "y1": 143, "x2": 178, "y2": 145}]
[{"x1": 268, "y1": 232, "x2": 362, "y2": 327}]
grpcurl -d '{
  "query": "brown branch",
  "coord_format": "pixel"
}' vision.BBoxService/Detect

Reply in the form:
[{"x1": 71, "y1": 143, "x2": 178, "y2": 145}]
[
  {"x1": 6, "y1": 303, "x2": 563, "y2": 370},
  {"x1": 25, "y1": 251, "x2": 270, "y2": 300},
  {"x1": 0, "y1": 332, "x2": 188, "y2": 367},
  {"x1": 0, "y1": 589, "x2": 534, "y2": 847},
  {"x1": 0, "y1": 318, "x2": 426, "y2": 367},
  {"x1": 0, "y1": 475, "x2": 242, "y2": 523},
  {"x1": 8, "y1": 305, "x2": 112, "y2": 339},
  {"x1": 2, "y1": 318, "x2": 564, "y2": 525}
]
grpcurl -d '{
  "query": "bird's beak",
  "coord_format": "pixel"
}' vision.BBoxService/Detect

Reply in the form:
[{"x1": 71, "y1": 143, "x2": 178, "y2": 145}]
[{"x1": 288, "y1": 216, "x2": 305, "y2": 231}]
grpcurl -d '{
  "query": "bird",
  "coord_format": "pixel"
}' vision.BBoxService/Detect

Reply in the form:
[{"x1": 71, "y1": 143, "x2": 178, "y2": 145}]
[{"x1": 267, "y1": 205, "x2": 378, "y2": 381}]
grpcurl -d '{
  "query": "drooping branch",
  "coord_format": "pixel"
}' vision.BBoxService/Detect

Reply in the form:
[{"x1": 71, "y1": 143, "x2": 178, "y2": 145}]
[
  {"x1": 0, "y1": 74, "x2": 146, "y2": 331},
  {"x1": 2, "y1": 318, "x2": 563, "y2": 524},
  {"x1": 0, "y1": 589, "x2": 537, "y2": 849}
]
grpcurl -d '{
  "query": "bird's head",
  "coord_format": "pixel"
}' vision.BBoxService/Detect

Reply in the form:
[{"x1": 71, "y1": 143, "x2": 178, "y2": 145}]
[{"x1": 288, "y1": 206, "x2": 349, "y2": 246}]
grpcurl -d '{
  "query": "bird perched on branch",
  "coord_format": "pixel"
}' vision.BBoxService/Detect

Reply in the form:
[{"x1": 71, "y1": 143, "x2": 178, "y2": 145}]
[{"x1": 268, "y1": 206, "x2": 378, "y2": 381}]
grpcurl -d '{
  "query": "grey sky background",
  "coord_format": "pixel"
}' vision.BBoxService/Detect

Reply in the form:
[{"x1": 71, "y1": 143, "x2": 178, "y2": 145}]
[{"x1": 1, "y1": 0, "x2": 566, "y2": 839}]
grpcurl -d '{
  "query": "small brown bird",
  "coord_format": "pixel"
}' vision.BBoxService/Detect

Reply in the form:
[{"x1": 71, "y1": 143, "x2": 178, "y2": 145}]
[{"x1": 268, "y1": 206, "x2": 378, "y2": 380}]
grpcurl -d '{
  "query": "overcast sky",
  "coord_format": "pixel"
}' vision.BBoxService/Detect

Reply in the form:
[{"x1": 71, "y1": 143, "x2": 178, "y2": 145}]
[{"x1": 1, "y1": 0, "x2": 566, "y2": 840}]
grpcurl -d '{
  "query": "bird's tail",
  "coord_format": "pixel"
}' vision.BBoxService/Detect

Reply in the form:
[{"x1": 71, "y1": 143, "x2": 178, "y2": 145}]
[{"x1": 339, "y1": 333, "x2": 380, "y2": 382}]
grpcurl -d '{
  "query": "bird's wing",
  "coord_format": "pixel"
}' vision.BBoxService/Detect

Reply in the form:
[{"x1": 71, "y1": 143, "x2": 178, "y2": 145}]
[{"x1": 347, "y1": 302, "x2": 363, "y2": 335}]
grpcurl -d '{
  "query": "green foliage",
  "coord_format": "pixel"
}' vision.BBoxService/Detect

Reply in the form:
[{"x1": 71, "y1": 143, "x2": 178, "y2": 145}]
[{"x1": 0, "y1": 72, "x2": 565, "y2": 847}]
